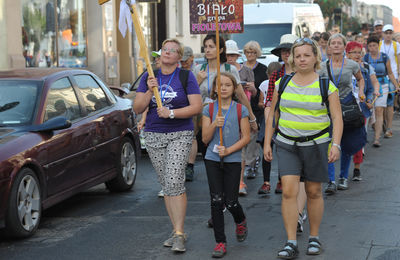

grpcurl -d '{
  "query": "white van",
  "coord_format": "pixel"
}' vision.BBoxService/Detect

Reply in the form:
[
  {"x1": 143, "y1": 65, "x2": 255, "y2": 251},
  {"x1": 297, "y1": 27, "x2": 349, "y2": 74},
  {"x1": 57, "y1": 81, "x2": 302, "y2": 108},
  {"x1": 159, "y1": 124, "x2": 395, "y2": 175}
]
[{"x1": 231, "y1": 3, "x2": 325, "y2": 66}]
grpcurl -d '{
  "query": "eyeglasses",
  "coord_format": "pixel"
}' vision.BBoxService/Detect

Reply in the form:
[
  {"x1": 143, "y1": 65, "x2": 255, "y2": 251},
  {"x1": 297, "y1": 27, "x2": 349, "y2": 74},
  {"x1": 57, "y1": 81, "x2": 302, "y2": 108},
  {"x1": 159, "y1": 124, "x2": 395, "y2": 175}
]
[
  {"x1": 245, "y1": 51, "x2": 257, "y2": 55},
  {"x1": 294, "y1": 38, "x2": 314, "y2": 45},
  {"x1": 162, "y1": 47, "x2": 178, "y2": 53}
]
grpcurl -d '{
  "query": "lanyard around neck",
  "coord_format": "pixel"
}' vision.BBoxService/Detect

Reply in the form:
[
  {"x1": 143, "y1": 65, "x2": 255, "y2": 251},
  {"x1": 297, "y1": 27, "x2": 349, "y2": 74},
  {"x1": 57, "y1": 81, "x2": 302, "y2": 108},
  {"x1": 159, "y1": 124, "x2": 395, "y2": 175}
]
[
  {"x1": 158, "y1": 69, "x2": 177, "y2": 104},
  {"x1": 330, "y1": 57, "x2": 345, "y2": 87}
]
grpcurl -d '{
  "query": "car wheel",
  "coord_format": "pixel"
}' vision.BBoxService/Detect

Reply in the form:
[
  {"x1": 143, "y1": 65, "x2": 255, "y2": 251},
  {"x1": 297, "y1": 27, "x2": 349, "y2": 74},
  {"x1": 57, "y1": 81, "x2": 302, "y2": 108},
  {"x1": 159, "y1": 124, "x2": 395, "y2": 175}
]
[
  {"x1": 6, "y1": 168, "x2": 41, "y2": 238},
  {"x1": 105, "y1": 137, "x2": 137, "y2": 192}
]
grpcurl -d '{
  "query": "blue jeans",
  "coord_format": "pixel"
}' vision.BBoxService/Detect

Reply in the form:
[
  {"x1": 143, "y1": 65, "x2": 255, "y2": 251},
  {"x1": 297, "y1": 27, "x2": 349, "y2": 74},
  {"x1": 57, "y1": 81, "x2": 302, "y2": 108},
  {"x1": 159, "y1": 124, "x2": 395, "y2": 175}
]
[
  {"x1": 340, "y1": 153, "x2": 352, "y2": 179},
  {"x1": 328, "y1": 162, "x2": 335, "y2": 182}
]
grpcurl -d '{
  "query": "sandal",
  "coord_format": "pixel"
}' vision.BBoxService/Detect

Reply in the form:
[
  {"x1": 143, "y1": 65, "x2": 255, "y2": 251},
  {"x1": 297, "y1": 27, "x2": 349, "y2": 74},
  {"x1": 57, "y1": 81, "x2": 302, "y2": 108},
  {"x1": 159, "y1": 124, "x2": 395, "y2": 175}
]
[
  {"x1": 277, "y1": 242, "x2": 299, "y2": 259},
  {"x1": 373, "y1": 140, "x2": 381, "y2": 147},
  {"x1": 306, "y1": 238, "x2": 322, "y2": 255}
]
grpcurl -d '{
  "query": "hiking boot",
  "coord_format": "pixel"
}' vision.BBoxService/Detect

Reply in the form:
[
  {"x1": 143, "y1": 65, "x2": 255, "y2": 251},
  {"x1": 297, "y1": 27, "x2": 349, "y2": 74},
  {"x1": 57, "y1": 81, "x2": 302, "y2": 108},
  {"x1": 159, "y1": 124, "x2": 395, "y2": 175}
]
[
  {"x1": 185, "y1": 166, "x2": 194, "y2": 182},
  {"x1": 212, "y1": 242, "x2": 227, "y2": 258},
  {"x1": 325, "y1": 182, "x2": 337, "y2": 195},
  {"x1": 352, "y1": 169, "x2": 362, "y2": 181},
  {"x1": 297, "y1": 213, "x2": 304, "y2": 234},
  {"x1": 171, "y1": 233, "x2": 186, "y2": 252},
  {"x1": 235, "y1": 220, "x2": 248, "y2": 242},
  {"x1": 258, "y1": 183, "x2": 271, "y2": 194},
  {"x1": 239, "y1": 182, "x2": 247, "y2": 196},
  {"x1": 158, "y1": 189, "x2": 164, "y2": 198},
  {"x1": 337, "y1": 178, "x2": 348, "y2": 190},
  {"x1": 275, "y1": 181, "x2": 282, "y2": 194}
]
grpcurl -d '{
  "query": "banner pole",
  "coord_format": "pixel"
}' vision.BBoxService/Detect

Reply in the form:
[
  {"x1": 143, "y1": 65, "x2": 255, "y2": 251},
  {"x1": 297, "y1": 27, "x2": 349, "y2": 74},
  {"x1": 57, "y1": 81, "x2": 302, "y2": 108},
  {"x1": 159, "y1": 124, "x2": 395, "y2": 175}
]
[{"x1": 129, "y1": 2, "x2": 162, "y2": 108}]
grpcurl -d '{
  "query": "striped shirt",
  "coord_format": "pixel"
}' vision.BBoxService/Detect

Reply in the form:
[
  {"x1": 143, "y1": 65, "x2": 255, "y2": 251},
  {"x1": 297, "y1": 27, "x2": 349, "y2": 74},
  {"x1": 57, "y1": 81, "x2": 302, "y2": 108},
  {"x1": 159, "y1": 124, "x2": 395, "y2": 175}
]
[{"x1": 275, "y1": 77, "x2": 338, "y2": 146}]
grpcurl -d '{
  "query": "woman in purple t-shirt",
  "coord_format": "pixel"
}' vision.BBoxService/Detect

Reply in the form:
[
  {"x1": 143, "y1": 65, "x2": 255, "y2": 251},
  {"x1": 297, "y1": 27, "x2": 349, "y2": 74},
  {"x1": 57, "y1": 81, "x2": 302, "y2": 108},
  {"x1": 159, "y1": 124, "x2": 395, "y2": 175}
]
[{"x1": 133, "y1": 39, "x2": 202, "y2": 253}]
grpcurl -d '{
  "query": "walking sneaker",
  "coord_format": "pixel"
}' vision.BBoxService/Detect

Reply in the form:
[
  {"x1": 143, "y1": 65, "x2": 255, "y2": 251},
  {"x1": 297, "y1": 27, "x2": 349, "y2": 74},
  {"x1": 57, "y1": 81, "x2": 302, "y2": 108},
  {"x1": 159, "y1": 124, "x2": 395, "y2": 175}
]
[
  {"x1": 275, "y1": 181, "x2": 283, "y2": 194},
  {"x1": 258, "y1": 183, "x2": 271, "y2": 194},
  {"x1": 163, "y1": 232, "x2": 176, "y2": 247},
  {"x1": 171, "y1": 233, "x2": 186, "y2": 252},
  {"x1": 239, "y1": 182, "x2": 247, "y2": 196},
  {"x1": 235, "y1": 220, "x2": 248, "y2": 242},
  {"x1": 352, "y1": 169, "x2": 362, "y2": 181},
  {"x1": 185, "y1": 166, "x2": 194, "y2": 182},
  {"x1": 254, "y1": 156, "x2": 260, "y2": 171},
  {"x1": 325, "y1": 182, "x2": 337, "y2": 195},
  {"x1": 297, "y1": 213, "x2": 304, "y2": 234},
  {"x1": 158, "y1": 189, "x2": 164, "y2": 198},
  {"x1": 337, "y1": 178, "x2": 349, "y2": 190},
  {"x1": 246, "y1": 168, "x2": 256, "y2": 179},
  {"x1": 212, "y1": 242, "x2": 227, "y2": 258}
]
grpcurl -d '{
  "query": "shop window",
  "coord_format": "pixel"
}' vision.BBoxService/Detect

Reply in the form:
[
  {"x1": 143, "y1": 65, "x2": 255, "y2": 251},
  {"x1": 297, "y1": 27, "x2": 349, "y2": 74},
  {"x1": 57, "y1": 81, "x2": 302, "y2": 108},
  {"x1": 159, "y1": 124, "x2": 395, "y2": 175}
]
[{"x1": 21, "y1": 0, "x2": 87, "y2": 68}]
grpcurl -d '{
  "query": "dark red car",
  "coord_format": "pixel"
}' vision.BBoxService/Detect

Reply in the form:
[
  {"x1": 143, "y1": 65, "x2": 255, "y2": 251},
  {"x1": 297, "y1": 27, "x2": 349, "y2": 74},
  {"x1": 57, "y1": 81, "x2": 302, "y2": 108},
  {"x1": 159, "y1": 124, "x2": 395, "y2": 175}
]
[{"x1": 0, "y1": 68, "x2": 140, "y2": 238}]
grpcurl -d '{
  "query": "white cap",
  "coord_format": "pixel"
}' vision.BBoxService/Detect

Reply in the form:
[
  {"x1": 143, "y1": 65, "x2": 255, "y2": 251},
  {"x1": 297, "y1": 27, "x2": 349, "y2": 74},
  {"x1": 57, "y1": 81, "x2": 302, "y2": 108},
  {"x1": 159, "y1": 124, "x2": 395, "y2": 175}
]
[
  {"x1": 383, "y1": 24, "x2": 394, "y2": 32},
  {"x1": 374, "y1": 20, "x2": 383, "y2": 27},
  {"x1": 151, "y1": 49, "x2": 161, "y2": 57},
  {"x1": 225, "y1": 40, "x2": 241, "y2": 55}
]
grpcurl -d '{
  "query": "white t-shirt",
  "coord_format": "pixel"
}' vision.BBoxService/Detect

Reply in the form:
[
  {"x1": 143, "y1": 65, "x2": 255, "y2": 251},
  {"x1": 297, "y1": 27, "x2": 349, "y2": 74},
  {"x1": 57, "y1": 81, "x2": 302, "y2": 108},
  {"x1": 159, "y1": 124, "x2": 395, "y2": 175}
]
[
  {"x1": 259, "y1": 79, "x2": 269, "y2": 104},
  {"x1": 380, "y1": 40, "x2": 400, "y2": 79}
]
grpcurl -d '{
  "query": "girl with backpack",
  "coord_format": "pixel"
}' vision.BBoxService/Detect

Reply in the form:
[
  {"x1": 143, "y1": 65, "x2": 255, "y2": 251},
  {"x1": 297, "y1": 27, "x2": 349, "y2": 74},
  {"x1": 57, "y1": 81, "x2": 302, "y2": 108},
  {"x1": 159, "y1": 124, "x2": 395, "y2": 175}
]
[
  {"x1": 264, "y1": 38, "x2": 343, "y2": 259},
  {"x1": 202, "y1": 72, "x2": 251, "y2": 258}
]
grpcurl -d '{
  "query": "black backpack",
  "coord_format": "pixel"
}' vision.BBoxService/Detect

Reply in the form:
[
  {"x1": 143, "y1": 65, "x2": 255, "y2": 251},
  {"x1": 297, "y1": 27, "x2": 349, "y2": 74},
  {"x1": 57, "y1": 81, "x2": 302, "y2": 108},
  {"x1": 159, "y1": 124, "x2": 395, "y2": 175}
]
[{"x1": 152, "y1": 69, "x2": 190, "y2": 96}]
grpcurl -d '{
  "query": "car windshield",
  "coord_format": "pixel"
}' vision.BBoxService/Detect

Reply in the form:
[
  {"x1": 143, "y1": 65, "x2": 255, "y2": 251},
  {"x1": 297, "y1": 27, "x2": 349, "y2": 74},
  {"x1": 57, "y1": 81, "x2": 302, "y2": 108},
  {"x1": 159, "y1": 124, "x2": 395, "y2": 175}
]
[
  {"x1": 0, "y1": 80, "x2": 41, "y2": 126},
  {"x1": 231, "y1": 24, "x2": 292, "y2": 54}
]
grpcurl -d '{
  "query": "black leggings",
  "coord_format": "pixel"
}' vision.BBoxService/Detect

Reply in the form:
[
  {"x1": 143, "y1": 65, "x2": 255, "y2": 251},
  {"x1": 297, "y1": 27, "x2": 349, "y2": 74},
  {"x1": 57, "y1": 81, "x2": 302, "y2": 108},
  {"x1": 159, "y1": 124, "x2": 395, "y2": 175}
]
[
  {"x1": 204, "y1": 160, "x2": 246, "y2": 243},
  {"x1": 260, "y1": 139, "x2": 274, "y2": 182}
]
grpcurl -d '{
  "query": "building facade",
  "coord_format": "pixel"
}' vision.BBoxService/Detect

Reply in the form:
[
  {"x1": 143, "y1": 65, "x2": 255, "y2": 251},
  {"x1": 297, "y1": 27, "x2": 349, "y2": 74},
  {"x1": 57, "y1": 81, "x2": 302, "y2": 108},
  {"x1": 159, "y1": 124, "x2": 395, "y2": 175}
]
[{"x1": 0, "y1": 0, "x2": 203, "y2": 86}]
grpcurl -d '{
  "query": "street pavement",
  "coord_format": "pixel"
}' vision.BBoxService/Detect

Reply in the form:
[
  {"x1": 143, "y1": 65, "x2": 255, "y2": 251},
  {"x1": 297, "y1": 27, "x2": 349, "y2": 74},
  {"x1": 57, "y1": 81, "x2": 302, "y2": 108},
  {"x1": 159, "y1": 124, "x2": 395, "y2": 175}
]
[{"x1": 1, "y1": 115, "x2": 400, "y2": 260}]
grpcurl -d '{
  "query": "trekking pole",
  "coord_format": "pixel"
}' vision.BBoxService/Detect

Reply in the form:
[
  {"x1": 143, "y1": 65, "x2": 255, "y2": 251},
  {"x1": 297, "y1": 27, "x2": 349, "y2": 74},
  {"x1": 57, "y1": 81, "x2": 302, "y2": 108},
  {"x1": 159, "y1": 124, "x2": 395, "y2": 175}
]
[{"x1": 371, "y1": 90, "x2": 398, "y2": 105}]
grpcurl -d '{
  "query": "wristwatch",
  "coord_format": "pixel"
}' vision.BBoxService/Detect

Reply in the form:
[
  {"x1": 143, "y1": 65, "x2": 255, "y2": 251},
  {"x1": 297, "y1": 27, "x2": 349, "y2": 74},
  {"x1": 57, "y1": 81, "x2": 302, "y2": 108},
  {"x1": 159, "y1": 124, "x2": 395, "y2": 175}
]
[{"x1": 169, "y1": 109, "x2": 175, "y2": 119}]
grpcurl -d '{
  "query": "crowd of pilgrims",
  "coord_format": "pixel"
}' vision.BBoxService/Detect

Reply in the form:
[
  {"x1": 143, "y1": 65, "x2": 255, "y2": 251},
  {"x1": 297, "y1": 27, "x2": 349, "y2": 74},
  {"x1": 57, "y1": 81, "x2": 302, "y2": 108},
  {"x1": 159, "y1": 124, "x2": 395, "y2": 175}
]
[{"x1": 133, "y1": 20, "x2": 400, "y2": 258}]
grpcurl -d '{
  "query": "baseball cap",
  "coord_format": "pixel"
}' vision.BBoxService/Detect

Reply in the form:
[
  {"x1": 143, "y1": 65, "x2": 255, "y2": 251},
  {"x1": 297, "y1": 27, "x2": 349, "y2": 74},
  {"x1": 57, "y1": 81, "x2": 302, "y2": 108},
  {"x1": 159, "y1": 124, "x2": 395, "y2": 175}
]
[
  {"x1": 151, "y1": 49, "x2": 161, "y2": 58},
  {"x1": 383, "y1": 24, "x2": 394, "y2": 32},
  {"x1": 181, "y1": 46, "x2": 193, "y2": 61},
  {"x1": 374, "y1": 20, "x2": 383, "y2": 27}
]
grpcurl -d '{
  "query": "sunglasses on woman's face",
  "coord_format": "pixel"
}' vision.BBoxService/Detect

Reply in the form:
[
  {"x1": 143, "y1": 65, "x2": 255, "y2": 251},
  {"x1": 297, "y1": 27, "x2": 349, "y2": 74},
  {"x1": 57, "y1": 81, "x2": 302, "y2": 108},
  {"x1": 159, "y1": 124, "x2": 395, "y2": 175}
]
[{"x1": 294, "y1": 38, "x2": 314, "y2": 45}]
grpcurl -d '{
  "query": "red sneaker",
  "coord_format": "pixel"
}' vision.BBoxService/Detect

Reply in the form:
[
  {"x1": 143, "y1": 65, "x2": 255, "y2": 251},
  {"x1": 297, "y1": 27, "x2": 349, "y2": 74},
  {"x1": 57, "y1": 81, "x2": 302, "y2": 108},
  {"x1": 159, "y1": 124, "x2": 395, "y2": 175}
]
[
  {"x1": 258, "y1": 183, "x2": 271, "y2": 194},
  {"x1": 212, "y1": 242, "x2": 226, "y2": 258},
  {"x1": 236, "y1": 220, "x2": 248, "y2": 242}
]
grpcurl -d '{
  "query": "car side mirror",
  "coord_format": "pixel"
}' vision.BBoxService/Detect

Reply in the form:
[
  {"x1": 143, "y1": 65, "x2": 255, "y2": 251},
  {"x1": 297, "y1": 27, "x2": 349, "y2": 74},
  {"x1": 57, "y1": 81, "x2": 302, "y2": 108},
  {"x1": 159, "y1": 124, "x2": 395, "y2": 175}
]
[
  {"x1": 110, "y1": 84, "x2": 130, "y2": 97},
  {"x1": 30, "y1": 117, "x2": 72, "y2": 132}
]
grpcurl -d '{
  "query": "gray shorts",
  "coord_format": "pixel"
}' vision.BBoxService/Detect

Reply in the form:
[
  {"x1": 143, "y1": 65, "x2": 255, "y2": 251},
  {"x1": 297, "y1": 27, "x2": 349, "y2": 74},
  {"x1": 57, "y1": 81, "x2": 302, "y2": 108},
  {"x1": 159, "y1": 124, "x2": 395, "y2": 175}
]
[
  {"x1": 144, "y1": 130, "x2": 193, "y2": 196},
  {"x1": 275, "y1": 140, "x2": 329, "y2": 183}
]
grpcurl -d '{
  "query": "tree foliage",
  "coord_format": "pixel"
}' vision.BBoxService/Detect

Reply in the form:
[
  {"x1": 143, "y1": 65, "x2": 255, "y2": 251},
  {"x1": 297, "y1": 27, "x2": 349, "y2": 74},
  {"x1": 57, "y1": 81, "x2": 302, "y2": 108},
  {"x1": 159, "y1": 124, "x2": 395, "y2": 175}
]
[{"x1": 314, "y1": 0, "x2": 352, "y2": 30}]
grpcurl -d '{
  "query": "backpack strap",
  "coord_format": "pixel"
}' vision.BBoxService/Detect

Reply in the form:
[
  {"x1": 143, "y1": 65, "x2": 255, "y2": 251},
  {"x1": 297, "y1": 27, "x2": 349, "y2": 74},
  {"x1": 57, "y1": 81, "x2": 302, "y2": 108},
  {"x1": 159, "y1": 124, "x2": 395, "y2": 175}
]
[
  {"x1": 201, "y1": 63, "x2": 207, "y2": 71},
  {"x1": 319, "y1": 76, "x2": 330, "y2": 109},
  {"x1": 236, "y1": 103, "x2": 242, "y2": 133},
  {"x1": 274, "y1": 72, "x2": 295, "y2": 112},
  {"x1": 224, "y1": 63, "x2": 231, "y2": 72},
  {"x1": 209, "y1": 102, "x2": 214, "y2": 123},
  {"x1": 179, "y1": 69, "x2": 190, "y2": 96},
  {"x1": 326, "y1": 60, "x2": 334, "y2": 84}
]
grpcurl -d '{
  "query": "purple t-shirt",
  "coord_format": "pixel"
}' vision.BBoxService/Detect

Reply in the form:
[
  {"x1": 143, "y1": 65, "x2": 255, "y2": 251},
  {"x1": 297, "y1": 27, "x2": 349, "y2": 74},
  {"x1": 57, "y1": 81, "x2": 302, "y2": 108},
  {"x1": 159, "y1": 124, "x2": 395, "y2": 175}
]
[{"x1": 137, "y1": 68, "x2": 201, "y2": 133}]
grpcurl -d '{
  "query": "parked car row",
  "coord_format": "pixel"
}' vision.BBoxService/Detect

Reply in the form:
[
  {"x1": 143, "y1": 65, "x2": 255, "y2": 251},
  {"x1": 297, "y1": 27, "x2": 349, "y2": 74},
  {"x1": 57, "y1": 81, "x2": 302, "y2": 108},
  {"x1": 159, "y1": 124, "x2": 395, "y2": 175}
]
[{"x1": 0, "y1": 68, "x2": 140, "y2": 238}]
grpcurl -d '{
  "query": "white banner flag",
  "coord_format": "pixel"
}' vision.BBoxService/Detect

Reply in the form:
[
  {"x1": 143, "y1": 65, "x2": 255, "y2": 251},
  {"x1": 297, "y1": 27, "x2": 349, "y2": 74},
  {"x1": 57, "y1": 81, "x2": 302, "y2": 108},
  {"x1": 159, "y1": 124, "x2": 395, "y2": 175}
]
[{"x1": 118, "y1": 0, "x2": 136, "y2": 38}]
